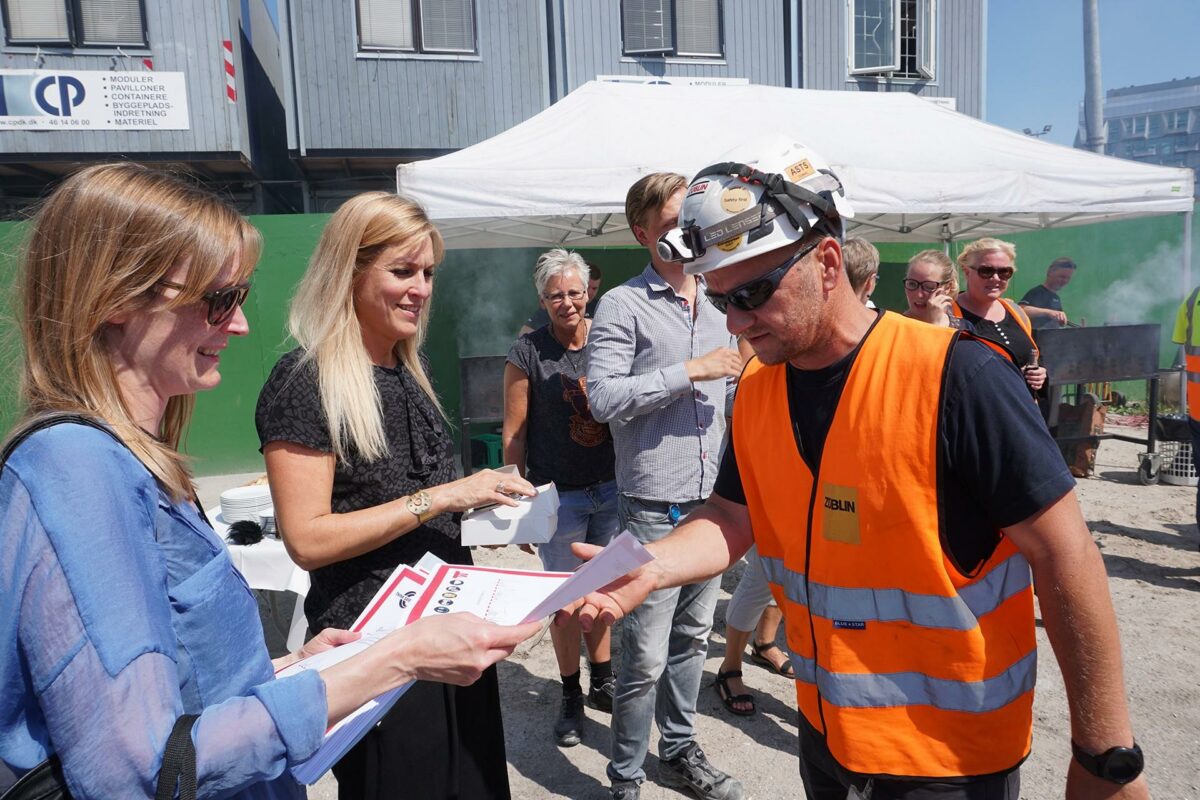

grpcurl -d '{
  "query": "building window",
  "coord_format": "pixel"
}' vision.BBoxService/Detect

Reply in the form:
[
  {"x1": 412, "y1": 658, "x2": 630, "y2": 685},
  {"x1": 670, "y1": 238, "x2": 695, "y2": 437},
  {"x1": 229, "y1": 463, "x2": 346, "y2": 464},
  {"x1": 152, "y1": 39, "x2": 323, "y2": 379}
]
[
  {"x1": 357, "y1": 0, "x2": 477, "y2": 54},
  {"x1": 849, "y1": 0, "x2": 935, "y2": 79},
  {"x1": 622, "y1": 0, "x2": 722, "y2": 58},
  {"x1": 1131, "y1": 115, "x2": 1148, "y2": 136},
  {"x1": 2, "y1": 0, "x2": 146, "y2": 48},
  {"x1": 1166, "y1": 110, "x2": 1189, "y2": 132}
]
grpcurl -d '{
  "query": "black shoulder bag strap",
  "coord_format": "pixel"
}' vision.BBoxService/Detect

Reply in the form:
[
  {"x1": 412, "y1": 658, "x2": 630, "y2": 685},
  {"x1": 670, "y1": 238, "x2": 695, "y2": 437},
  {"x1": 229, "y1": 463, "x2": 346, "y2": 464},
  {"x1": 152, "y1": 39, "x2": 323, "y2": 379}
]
[
  {"x1": 0, "y1": 414, "x2": 123, "y2": 473},
  {"x1": 0, "y1": 415, "x2": 201, "y2": 800},
  {"x1": 153, "y1": 715, "x2": 201, "y2": 800}
]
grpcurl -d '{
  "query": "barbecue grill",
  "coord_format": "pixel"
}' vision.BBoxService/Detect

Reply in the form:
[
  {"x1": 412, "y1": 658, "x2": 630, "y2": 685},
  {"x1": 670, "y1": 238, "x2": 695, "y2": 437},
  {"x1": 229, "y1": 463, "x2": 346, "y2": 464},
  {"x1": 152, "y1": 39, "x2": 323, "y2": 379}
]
[{"x1": 1034, "y1": 323, "x2": 1166, "y2": 484}]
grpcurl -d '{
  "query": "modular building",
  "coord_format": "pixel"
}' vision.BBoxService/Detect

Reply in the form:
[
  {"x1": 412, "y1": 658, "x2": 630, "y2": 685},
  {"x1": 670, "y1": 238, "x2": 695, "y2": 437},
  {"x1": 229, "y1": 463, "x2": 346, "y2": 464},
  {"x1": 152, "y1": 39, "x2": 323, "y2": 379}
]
[{"x1": 3, "y1": 1, "x2": 985, "y2": 214}]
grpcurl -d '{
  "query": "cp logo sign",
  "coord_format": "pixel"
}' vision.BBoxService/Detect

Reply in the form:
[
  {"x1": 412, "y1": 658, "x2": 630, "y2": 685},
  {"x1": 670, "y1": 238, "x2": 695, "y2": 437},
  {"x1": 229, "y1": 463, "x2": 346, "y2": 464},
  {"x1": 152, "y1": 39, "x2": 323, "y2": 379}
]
[{"x1": 35, "y1": 76, "x2": 86, "y2": 117}]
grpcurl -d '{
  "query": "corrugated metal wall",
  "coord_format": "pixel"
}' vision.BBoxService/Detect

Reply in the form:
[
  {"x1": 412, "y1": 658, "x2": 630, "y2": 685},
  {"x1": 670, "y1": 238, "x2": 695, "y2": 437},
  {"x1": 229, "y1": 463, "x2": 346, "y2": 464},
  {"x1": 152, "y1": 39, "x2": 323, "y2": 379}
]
[
  {"x1": 802, "y1": 0, "x2": 984, "y2": 119},
  {"x1": 0, "y1": 0, "x2": 246, "y2": 155},
  {"x1": 289, "y1": 1, "x2": 548, "y2": 151},
  {"x1": 558, "y1": 0, "x2": 787, "y2": 91}
]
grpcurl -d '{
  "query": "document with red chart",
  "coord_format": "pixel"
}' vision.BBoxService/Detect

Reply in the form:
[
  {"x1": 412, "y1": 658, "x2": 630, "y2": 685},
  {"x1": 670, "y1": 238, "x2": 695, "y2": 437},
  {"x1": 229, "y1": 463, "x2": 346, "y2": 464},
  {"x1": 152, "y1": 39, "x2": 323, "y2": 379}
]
[
  {"x1": 407, "y1": 530, "x2": 654, "y2": 626},
  {"x1": 281, "y1": 531, "x2": 652, "y2": 783},
  {"x1": 405, "y1": 563, "x2": 573, "y2": 625}
]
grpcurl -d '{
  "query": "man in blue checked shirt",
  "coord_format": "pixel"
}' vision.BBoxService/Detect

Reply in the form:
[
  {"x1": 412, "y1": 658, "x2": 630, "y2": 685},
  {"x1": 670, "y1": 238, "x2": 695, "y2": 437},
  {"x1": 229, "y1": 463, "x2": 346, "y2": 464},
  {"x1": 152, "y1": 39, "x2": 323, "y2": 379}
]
[{"x1": 585, "y1": 172, "x2": 744, "y2": 800}]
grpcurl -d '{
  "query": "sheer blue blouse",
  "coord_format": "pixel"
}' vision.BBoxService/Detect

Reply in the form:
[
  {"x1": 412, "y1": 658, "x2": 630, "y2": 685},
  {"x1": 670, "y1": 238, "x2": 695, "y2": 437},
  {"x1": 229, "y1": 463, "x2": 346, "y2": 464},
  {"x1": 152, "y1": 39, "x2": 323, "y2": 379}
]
[{"x1": 0, "y1": 424, "x2": 327, "y2": 799}]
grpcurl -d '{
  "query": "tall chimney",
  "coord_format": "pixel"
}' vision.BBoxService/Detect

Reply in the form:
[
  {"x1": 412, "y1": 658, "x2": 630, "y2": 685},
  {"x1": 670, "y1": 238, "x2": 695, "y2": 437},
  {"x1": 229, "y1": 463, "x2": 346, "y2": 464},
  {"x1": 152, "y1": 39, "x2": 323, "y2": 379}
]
[{"x1": 1082, "y1": 0, "x2": 1106, "y2": 153}]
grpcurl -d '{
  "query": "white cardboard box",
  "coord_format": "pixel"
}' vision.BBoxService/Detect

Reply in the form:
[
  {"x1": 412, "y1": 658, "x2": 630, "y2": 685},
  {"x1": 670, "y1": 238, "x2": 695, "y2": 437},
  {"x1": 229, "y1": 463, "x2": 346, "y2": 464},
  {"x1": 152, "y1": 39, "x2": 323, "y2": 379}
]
[{"x1": 460, "y1": 476, "x2": 560, "y2": 546}]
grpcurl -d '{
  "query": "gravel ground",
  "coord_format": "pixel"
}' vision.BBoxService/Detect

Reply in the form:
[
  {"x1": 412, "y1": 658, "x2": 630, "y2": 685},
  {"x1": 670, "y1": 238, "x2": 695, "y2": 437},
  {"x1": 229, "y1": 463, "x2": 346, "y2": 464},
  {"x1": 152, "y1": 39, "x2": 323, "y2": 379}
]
[{"x1": 198, "y1": 425, "x2": 1200, "y2": 799}]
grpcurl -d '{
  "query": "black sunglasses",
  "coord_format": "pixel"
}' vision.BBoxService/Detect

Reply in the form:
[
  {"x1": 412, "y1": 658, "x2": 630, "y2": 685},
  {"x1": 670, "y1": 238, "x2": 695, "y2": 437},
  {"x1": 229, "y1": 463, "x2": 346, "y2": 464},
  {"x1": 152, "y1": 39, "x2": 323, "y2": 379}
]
[
  {"x1": 157, "y1": 279, "x2": 251, "y2": 325},
  {"x1": 705, "y1": 240, "x2": 821, "y2": 314},
  {"x1": 967, "y1": 265, "x2": 1015, "y2": 280}
]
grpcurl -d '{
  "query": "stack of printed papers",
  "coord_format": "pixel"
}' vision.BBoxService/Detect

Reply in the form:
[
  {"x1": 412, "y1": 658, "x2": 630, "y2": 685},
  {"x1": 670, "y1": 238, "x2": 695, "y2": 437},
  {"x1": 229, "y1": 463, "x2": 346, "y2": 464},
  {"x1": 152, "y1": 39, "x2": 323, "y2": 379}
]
[{"x1": 279, "y1": 531, "x2": 652, "y2": 783}]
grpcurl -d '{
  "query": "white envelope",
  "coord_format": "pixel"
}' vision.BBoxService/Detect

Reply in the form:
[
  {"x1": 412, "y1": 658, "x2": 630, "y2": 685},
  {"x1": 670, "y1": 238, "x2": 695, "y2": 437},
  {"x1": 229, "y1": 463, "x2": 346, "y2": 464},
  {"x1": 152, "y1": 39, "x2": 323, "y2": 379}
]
[{"x1": 460, "y1": 468, "x2": 559, "y2": 546}]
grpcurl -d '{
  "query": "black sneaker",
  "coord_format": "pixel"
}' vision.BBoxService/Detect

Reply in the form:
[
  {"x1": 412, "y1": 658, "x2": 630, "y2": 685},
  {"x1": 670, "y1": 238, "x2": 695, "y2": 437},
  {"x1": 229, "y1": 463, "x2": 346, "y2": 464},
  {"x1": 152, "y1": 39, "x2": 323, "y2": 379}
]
[
  {"x1": 554, "y1": 692, "x2": 584, "y2": 747},
  {"x1": 609, "y1": 779, "x2": 640, "y2": 800},
  {"x1": 659, "y1": 742, "x2": 743, "y2": 800},
  {"x1": 587, "y1": 674, "x2": 616, "y2": 713}
]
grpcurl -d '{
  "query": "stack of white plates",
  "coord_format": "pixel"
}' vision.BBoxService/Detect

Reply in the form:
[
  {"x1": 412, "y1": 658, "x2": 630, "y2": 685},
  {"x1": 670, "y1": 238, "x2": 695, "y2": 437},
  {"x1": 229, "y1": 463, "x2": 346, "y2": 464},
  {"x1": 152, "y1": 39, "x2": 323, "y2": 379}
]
[
  {"x1": 220, "y1": 485, "x2": 273, "y2": 524},
  {"x1": 257, "y1": 507, "x2": 277, "y2": 536}
]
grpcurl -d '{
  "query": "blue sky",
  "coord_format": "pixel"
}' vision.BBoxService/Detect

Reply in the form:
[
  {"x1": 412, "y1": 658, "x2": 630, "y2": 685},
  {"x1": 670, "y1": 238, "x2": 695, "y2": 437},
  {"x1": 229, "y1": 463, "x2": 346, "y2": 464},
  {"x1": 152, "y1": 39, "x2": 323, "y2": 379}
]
[{"x1": 986, "y1": 0, "x2": 1200, "y2": 146}]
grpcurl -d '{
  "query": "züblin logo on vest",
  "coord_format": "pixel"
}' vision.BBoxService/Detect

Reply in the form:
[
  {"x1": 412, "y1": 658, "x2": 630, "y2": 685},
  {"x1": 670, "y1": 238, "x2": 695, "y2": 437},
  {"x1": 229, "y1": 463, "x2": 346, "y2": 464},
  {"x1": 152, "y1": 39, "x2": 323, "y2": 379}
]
[
  {"x1": 0, "y1": 74, "x2": 85, "y2": 117},
  {"x1": 821, "y1": 483, "x2": 860, "y2": 544}
]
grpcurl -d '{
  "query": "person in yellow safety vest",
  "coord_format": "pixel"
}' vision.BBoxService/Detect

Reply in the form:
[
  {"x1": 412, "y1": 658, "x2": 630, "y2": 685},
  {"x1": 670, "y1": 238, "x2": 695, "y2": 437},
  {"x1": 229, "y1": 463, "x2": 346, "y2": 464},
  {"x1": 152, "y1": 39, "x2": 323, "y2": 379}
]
[
  {"x1": 1172, "y1": 285, "x2": 1200, "y2": 545},
  {"x1": 564, "y1": 136, "x2": 1149, "y2": 800}
]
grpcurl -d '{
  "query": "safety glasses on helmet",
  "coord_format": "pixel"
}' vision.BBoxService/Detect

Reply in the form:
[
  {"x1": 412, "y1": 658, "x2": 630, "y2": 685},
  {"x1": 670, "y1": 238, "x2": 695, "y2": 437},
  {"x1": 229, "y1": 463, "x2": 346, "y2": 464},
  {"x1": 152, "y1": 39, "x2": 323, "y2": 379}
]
[
  {"x1": 157, "y1": 279, "x2": 251, "y2": 326},
  {"x1": 966, "y1": 265, "x2": 1015, "y2": 280},
  {"x1": 705, "y1": 239, "x2": 820, "y2": 314}
]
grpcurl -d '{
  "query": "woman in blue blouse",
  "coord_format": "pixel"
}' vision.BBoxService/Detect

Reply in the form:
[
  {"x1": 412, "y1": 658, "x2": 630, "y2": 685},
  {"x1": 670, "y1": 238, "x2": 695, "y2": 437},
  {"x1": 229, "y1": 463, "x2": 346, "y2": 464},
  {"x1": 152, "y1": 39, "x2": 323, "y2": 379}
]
[{"x1": 0, "y1": 164, "x2": 538, "y2": 799}]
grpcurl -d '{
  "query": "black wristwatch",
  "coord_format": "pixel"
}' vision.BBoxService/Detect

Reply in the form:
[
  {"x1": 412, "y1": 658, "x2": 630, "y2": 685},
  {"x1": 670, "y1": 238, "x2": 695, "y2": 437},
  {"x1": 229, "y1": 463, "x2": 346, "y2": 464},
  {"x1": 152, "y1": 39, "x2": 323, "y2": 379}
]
[{"x1": 1071, "y1": 740, "x2": 1144, "y2": 785}]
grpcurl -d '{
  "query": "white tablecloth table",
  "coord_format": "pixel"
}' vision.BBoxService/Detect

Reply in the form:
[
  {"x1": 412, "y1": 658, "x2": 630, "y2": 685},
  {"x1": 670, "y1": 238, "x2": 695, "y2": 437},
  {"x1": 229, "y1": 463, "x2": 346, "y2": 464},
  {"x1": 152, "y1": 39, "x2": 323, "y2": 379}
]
[{"x1": 208, "y1": 508, "x2": 310, "y2": 651}]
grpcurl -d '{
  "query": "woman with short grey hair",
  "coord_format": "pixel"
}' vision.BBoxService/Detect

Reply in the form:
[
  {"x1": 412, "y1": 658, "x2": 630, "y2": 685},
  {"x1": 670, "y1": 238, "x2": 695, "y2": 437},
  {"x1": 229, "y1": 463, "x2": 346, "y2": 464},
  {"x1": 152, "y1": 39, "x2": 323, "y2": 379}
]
[
  {"x1": 533, "y1": 248, "x2": 591, "y2": 298},
  {"x1": 503, "y1": 247, "x2": 619, "y2": 749}
]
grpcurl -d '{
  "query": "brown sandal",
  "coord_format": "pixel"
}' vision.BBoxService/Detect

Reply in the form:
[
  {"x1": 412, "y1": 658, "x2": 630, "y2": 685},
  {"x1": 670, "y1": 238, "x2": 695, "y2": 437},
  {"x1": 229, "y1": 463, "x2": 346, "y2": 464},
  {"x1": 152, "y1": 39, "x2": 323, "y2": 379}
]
[{"x1": 749, "y1": 641, "x2": 796, "y2": 679}]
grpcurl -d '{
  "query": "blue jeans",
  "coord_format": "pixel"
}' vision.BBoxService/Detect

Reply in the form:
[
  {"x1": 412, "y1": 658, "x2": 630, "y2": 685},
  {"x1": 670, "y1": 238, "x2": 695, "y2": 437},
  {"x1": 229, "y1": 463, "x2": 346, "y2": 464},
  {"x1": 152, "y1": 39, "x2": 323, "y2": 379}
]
[
  {"x1": 609, "y1": 495, "x2": 720, "y2": 784},
  {"x1": 538, "y1": 480, "x2": 619, "y2": 572}
]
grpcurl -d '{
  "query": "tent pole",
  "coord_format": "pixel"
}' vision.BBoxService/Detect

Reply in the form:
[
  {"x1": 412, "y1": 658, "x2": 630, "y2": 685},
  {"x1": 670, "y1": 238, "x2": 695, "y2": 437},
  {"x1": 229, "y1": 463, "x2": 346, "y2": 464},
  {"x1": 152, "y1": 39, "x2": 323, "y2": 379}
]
[{"x1": 1184, "y1": 207, "x2": 1194, "y2": 300}]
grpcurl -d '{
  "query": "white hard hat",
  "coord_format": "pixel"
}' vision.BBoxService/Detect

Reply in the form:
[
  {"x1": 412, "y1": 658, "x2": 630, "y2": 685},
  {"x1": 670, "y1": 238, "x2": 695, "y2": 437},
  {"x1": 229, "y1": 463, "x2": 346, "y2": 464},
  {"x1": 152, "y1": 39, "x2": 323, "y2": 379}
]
[{"x1": 658, "y1": 136, "x2": 854, "y2": 275}]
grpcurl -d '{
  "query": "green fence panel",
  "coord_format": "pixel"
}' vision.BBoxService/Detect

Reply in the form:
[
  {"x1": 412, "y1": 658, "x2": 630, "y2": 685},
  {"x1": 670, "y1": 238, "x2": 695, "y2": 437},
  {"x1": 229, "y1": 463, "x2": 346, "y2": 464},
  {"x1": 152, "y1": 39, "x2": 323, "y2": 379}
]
[{"x1": 2, "y1": 207, "x2": 1194, "y2": 474}]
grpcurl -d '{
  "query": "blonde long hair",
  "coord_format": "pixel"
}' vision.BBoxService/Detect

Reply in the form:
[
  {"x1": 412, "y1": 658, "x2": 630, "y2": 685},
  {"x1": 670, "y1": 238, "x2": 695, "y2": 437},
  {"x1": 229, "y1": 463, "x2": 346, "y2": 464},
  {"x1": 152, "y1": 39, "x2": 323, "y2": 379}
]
[
  {"x1": 288, "y1": 192, "x2": 445, "y2": 463},
  {"x1": 13, "y1": 162, "x2": 260, "y2": 499}
]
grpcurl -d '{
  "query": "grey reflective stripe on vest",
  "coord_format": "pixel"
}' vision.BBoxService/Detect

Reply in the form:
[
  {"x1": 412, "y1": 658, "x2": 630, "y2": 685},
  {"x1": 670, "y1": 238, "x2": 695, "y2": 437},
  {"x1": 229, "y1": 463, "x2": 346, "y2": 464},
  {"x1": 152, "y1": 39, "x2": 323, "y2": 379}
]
[
  {"x1": 1186, "y1": 287, "x2": 1200, "y2": 348},
  {"x1": 788, "y1": 649, "x2": 1037, "y2": 713},
  {"x1": 760, "y1": 552, "x2": 1031, "y2": 631}
]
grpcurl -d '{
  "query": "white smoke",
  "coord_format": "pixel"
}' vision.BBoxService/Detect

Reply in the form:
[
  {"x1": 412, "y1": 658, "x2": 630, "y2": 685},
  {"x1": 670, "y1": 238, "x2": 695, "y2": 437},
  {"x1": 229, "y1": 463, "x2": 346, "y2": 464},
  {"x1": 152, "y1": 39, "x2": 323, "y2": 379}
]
[
  {"x1": 1087, "y1": 240, "x2": 1186, "y2": 325},
  {"x1": 437, "y1": 248, "x2": 540, "y2": 356}
]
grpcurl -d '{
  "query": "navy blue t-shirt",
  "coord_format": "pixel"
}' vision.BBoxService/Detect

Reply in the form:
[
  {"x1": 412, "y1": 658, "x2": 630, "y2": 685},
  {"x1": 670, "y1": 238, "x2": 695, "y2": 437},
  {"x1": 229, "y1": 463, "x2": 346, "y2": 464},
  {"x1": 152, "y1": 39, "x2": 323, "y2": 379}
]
[
  {"x1": 714, "y1": 319, "x2": 1074, "y2": 574},
  {"x1": 507, "y1": 325, "x2": 615, "y2": 489},
  {"x1": 1020, "y1": 284, "x2": 1065, "y2": 330}
]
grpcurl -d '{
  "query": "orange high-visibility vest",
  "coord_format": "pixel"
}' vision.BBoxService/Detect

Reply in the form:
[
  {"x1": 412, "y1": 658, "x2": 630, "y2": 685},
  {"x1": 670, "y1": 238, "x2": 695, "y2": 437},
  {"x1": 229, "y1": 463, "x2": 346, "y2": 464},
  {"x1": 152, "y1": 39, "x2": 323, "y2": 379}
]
[
  {"x1": 732, "y1": 312, "x2": 1036, "y2": 778},
  {"x1": 1175, "y1": 287, "x2": 1200, "y2": 421},
  {"x1": 949, "y1": 297, "x2": 1038, "y2": 365}
]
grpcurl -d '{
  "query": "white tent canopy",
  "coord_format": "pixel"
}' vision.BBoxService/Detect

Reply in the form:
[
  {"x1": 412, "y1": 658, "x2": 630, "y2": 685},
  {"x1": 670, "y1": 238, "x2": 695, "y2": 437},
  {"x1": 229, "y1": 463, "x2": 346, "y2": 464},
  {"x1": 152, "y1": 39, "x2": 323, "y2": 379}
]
[{"x1": 397, "y1": 80, "x2": 1193, "y2": 264}]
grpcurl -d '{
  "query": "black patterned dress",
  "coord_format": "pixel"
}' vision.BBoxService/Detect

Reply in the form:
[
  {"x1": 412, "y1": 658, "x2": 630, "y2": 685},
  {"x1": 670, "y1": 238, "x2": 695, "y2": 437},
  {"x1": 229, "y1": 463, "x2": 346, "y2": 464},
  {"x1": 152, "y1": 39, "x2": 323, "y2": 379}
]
[{"x1": 256, "y1": 348, "x2": 510, "y2": 800}]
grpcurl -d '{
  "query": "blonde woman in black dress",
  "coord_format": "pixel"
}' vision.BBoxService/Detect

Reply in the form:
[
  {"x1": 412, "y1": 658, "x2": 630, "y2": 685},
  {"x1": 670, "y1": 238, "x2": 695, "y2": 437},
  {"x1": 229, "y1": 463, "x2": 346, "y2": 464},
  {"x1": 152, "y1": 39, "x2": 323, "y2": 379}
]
[{"x1": 257, "y1": 192, "x2": 535, "y2": 799}]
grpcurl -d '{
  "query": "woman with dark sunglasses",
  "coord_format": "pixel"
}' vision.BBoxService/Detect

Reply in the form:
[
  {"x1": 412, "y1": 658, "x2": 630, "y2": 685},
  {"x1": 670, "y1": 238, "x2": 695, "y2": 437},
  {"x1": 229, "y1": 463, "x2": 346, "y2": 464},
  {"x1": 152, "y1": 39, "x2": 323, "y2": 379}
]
[
  {"x1": 950, "y1": 238, "x2": 1047, "y2": 395},
  {"x1": 0, "y1": 165, "x2": 538, "y2": 799}
]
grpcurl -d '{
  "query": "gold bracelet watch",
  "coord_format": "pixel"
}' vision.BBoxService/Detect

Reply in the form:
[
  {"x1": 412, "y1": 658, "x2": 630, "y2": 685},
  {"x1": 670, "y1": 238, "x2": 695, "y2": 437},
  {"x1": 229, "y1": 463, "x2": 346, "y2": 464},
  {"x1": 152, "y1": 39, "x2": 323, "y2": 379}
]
[{"x1": 405, "y1": 489, "x2": 436, "y2": 524}]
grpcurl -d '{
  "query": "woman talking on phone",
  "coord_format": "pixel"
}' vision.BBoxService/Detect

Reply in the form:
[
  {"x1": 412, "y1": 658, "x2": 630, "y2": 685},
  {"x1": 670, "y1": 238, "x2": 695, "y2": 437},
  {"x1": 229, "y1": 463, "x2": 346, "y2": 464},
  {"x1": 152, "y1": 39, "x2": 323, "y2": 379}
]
[{"x1": 903, "y1": 249, "x2": 961, "y2": 328}]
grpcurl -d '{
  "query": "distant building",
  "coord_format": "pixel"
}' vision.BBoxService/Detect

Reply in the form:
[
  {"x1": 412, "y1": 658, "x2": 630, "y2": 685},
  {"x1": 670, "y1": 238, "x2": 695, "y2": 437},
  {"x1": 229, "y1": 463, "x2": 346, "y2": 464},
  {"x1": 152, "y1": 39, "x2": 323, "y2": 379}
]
[
  {"x1": 2, "y1": 1, "x2": 985, "y2": 214},
  {"x1": 1077, "y1": 76, "x2": 1200, "y2": 199},
  {"x1": 0, "y1": 0, "x2": 297, "y2": 215}
]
